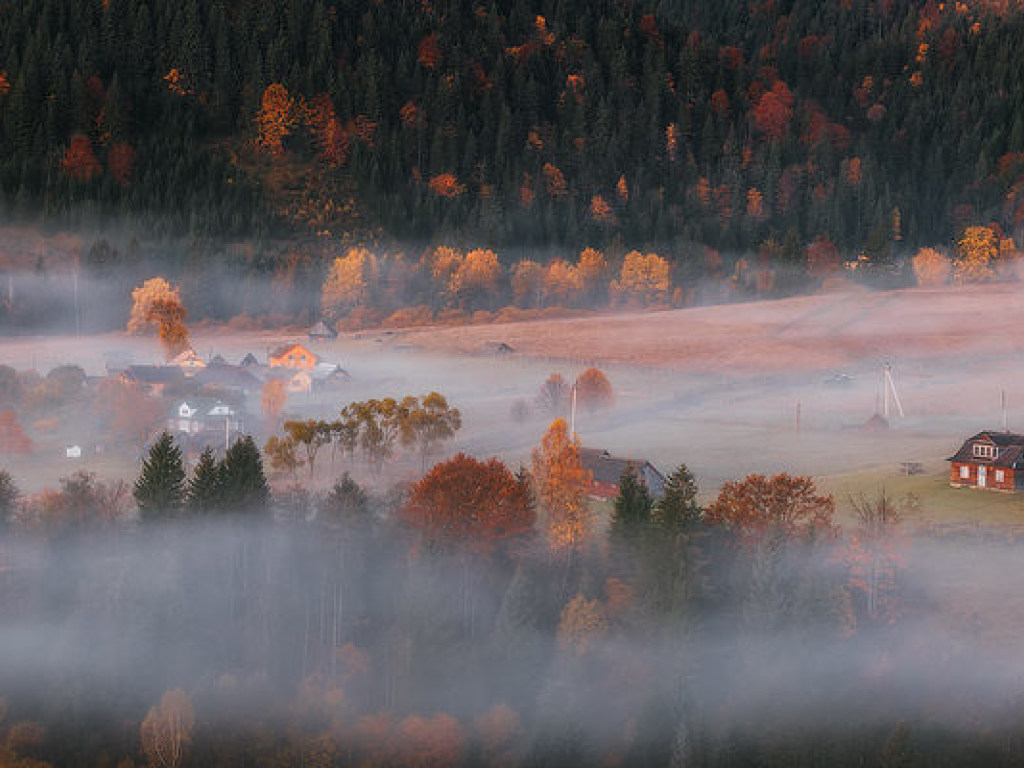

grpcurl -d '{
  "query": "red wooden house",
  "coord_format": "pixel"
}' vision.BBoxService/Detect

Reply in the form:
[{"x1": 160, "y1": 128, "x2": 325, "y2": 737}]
[
  {"x1": 580, "y1": 448, "x2": 666, "y2": 500},
  {"x1": 948, "y1": 431, "x2": 1024, "y2": 492}
]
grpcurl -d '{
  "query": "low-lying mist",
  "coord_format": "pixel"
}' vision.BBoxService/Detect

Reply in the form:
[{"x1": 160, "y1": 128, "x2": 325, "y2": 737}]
[{"x1": 2, "y1": 510, "x2": 1024, "y2": 766}]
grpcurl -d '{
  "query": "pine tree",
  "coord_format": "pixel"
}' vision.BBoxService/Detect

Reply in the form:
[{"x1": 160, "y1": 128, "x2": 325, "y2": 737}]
[
  {"x1": 654, "y1": 463, "x2": 701, "y2": 532},
  {"x1": 609, "y1": 463, "x2": 653, "y2": 543},
  {"x1": 186, "y1": 446, "x2": 222, "y2": 514},
  {"x1": 219, "y1": 435, "x2": 270, "y2": 513},
  {"x1": 134, "y1": 431, "x2": 186, "y2": 521},
  {"x1": 0, "y1": 469, "x2": 19, "y2": 530},
  {"x1": 319, "y1": 472, "x2": 369, "y2": 527}
]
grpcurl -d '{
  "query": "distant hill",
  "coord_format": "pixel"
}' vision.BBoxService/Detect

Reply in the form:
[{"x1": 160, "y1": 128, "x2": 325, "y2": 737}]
[{"x1": 3, "y1": 0, "x2": 1024, "y2": 257}]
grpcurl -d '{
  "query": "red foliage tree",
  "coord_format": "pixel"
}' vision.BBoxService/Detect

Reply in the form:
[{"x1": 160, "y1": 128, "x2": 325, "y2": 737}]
[
  {"x1": 704, "y1": 473, "x2": 837, "y2": 545},
  {"x1": 417, "y1": 34, "x2": 443, "y2": 69},
  {"x1": 806, "y1": 235, "x2": 842, "y2": 279},
  {"x1": 574, "y1": 368, "x2": 615, "y2": 412},
  {"x1": 61, "y1": 135, "x2": 102, "y2": 182},
  {"x1": 403, "y1": 453, "x2": 534, "y2": 554},
  {"x1": 752, "y1": 81, "x2": 794, "y2": 142}
]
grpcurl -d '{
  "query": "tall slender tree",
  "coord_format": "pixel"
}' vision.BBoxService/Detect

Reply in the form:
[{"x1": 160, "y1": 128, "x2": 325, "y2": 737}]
[
  {"x1": 186, "y1": 447, "x2": 221, "y2": 514},
  {"x1": 134, "y1": 431, "x2": 186, "y2": 521},
  {"x1": 219, "y1": 436, "x2": 270, "y2": 513}
]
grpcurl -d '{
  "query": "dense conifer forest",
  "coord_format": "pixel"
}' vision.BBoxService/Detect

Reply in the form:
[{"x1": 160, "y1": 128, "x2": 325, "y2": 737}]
[{"x1": 3, "y1": 0, "x2": 1024, "y2": 258}]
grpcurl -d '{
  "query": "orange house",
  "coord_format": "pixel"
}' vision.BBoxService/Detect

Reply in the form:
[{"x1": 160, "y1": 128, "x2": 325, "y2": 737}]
[{"x1": 268, "y1": 343, "x2": 320, "y2": 370}]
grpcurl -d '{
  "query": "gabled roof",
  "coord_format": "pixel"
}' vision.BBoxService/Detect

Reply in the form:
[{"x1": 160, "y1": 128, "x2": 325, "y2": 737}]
[
  {"x1": 240, "y1": 353, "x2": 261, "y2": 367},
  {"x1": 173, "y1": 397, "x2": 234, "y2": 418},
  {"x1": 209, "y1": 354, "x2": 228, "y2": 366},
  {"x1": 170, "y1": 349, "x2": 204, "y2": 366},
  {"x1": 948, "y1": 431, "x2": 1024, "y2": 467},
  {"x1": 122, "y1": 365, "x2": 185, "y2": 384},
  {"x1": 579, "y1": 447, "x2": 665, "y2": 489},
  {"x1": 194, "y1": 365, "x2": 260, "y2": 390},
  {"x1": 309, "y1": 320, "x2": 337, "y2": 338},
  {"x1": 269, "y1": 342, "x2": 320, "y2": 363}
]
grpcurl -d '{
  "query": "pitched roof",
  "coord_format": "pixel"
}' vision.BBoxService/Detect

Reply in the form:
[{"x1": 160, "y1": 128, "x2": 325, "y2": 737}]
[
  {"x1": 269, "y1": 343, "x2": 320, "y2": 363},
  {"x1": 122, "y1": 365, "x2": 185, "y2": 384},
  {"x1": 579, "y1": 447, "x2": 666, "y2": 492},
  {"x1": 240, "y1": 353, "x2": 261, "y2": 367},
  {"x1": 309, "y1": 320, "x2": 337, "y2": 338},
  {"x1": 948, "y1": 431, "x2": 1024, "y2": 467},
  {"x1": 194, "y1": 365, "x2": 260, "y2": 390}
]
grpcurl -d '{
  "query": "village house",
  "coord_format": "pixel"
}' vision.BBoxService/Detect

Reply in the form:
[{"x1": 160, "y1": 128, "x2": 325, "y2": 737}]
[
  {"x1": 170, "y1": 398, "x2": 243, "y2": 435},
  {"x1": 308, "y1": 320, "x2": 337, "y2": 341},
  {"x1": 948, "y1": 431, "x2": 1024, "y2": 492},
  {"x1": 579, "y1": 448, "x2": 666, "y2": 500},
  {"x1": 169, "y1": 348, "x2": 206, "y2": 374},
  {"x1": 239, "y1": 352, "x2": 261, "y2": 368},
  {"x1": 269, "y1": 342, "x2": 320, "y2": 370},
  {"x1": 120, "y1": 365, "x2": 185, "y2": 396}
]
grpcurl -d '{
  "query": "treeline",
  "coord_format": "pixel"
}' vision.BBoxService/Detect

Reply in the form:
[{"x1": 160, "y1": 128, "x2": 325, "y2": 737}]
[
  {"x1": 3, "y1": 0, "x2": 1024, "y2": 257},
  {"x1": 0, "y1": 418, "x2": 1018, "y2": 766}
]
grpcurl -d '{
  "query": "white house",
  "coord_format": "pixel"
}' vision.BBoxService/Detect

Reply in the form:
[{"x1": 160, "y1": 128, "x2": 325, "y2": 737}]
[{"x1": 170, "y1": 398, "x2": 242, "y2": 435}]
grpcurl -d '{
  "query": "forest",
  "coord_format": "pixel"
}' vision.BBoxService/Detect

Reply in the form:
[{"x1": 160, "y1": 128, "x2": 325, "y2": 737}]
[
  {"x1": 0, "y1": 416, "x2": 1015, "y2": 767},
  {"x1": 3, "y1": 0, "x2": 1024, "y2": 261}
]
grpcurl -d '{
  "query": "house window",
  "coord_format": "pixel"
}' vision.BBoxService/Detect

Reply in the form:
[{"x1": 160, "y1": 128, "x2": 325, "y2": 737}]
[
  {"x1": 960, "y1": 466, "x2": 970, "y2": 479},
  {"x1": 973, "y1": 443, "x2": 996, "y2": 459},
  {"x1": 996, "y1": 470, "x2": 1005, "y2": 483}
]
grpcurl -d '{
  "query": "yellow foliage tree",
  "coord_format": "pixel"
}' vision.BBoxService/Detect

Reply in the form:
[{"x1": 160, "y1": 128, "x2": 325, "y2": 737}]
[
  {"x1": 557, "y1": 593, "x2": 608, "y2": 656},
  {"x1": 255, "y1": 83, "x2": 296, "y2": 155},
  {"x1": 912, "y1": 247, "x2": 951, "y2": 286},
  {"x1": 321, "y1": 247, "x2": 378, "y2": 320},
  {"x1": 611, "y1": 251, "x2": 672, "y2": 305},
  {"x1": 128, "y1": 277, "x2": 179, "y2": 334},
  {"x1": 140, "y1": 688, "x2": 195, "y2": 768},
  {"x1": 449, "y1": 248, "x2": 501, "y2": 310},
  {"x1": 511, "y1": 259, "x2": 545, "y2": 308},
  {"x1": 544, "y1": 259, "x2": 582, "y2": 307},
  {"x1": 531, "y1": 418, "x2": 593, "y2": 555},
  {"x1": 577, "y1": 247, "x2": 608, "y2": 304},
  {"x1": 954, "y1": 225, "x2": 999, "y2": 283}
]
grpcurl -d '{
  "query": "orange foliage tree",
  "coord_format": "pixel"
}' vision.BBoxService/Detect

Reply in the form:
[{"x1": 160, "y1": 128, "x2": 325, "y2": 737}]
[
  {"x1": 140, "y1": 688, "x2": 195, "y2": 768},
  {"x1": 0, "y1": 411, "x2": 32, "y2": 454},
  {"x1": 542, "y1": 162, "x2": 567, "y2": 197},
  {"x1": 611, "y1": 251, "x2": 672, "y2": 305},
  {"x1": 261, "y1": 379, "x2": 287, "y2": 425},
  {"x1": 912, "y1": 247, "x2": 951, "y2": 286},
  {"x1": 544, "y1": 259, "x2": 582, "y2": 306},
  {"x1": 511, "y1": 259, "x2": 545, "y2": 308},
  {"x1": 806, "y1": 235, "x2": 842, "y2": 279},
  {"x1": 574, "y1": 368, "x2": 614, "y2": 412},
  {"x1": 449, "y1": 249, "x2": 501, "y2": 310},
  {"x1": 417, "y1": 33, "x2": 444, "y2": 69},
  {"x1": 60, "y1": 134, "x2": 102, "y2": 182},
  {"x1": 322, "y1": 247, "x2": 379, "y2": 319},
  {"x1": 428, "y1": 173, "x2": 466, "y2": 198},
  {"x1": 704, "y1": 473, "x2": 836, "y2": 545},
  {"x1": 589, "y1": 194, "x2": 617, "y2": 224},
  {"x1": 146, "y1": 297, "x2": 190, "y2": 360},
  {"x1": 954, "y1": 225, "x2": 999, "y2": 283},
  {"x1": 403, "y1": 453, "x2": 534, "y2": 554},
  {"x1": 531, "y1": 418, "x2": 593, "y2": 555},
  {"x1": 255, "y1": 83, "x2": 296, "y2": 155},
  {"x1": 577, "y1": 247, "x2": 609, "y2": 304},
  {"x1": 128, "y1": 277, "x2": 180, "y2": 334}
]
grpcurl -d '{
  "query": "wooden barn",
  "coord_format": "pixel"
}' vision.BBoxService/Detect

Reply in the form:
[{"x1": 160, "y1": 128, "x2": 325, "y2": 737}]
[
  {"x1": 948, "y1": 431, "x2": 1024, "y2": 492},
  {"x1": 579, "y1": 448, "x2": 666, "y2": 500}
]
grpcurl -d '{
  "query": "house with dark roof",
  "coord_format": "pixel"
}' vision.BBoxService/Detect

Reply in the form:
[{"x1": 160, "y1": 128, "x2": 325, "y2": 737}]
[
  {"x1": 949, "y1": 431, "x2": 1024, "y2": 492},
  {"x1": 240, "y1": 353, "x2": 261, "y2": 368},
  {"x1": 194, "y1": 364, "x2": 260, "y2": 392},
  {"x1": 120, "y1": 365, "x2": 185, "y2": 395},
  {"x1": 579, "y1": 448, "x2": 666, "y2": 500},
  {"x1": 308, "y1": 320, "x2": 337, "y2": 341}
]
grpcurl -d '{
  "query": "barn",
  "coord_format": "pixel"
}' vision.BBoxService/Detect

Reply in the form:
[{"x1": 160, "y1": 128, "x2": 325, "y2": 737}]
[
  {"x1": 948, "y1": 431, "x2": 1024, "y2": 492},
  {"x1": 579, "y1": 448, "x2": 666, "y2": 500}
]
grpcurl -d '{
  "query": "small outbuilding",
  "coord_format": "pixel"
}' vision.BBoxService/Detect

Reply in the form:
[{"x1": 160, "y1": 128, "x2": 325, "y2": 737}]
[{"x1": 308, "y1": 320, "x2": 338, "y2": 341}]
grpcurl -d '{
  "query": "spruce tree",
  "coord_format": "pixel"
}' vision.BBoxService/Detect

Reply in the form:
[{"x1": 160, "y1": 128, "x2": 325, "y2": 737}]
[
  {"x1": 320, "y1": 472, "x2": 369, "y2": 527},
  {"x1": 609, "y1": 464, "x2": 653, "y2": 543},
  {"x1": 134, "y1": 431, "x2": 186, "y2": 521},
  {"x1": 654, "y1": 463, "x2": 702, "y2": 533},
  {"x1": 0, "y1": 469, "x2": 19, "y2": 531},
  {"x1": 219, "y1": 435, "x2": 270, "y2": 513},
  {"x1": 186, "y1": 446, "x2": 222, "y2": 514}
]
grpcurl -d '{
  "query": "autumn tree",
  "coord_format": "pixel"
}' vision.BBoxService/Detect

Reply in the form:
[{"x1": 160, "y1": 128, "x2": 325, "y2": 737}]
[
  {"x1": 261, "y1": 379, "x2": 287, "y2": 425},
  {"x1": 322, "y1": 247, "x2": 378, "y2": 320},
  {"x1": 536, "y1": 373, "x2": 570, "y2": 417},
  {"x1": 449, "y1": 249, "x2": 501, "y2": 310},
  {"x1": 511, "y1": 260, "x2": 545, "y2": 308},
  {"x1": 283, "y1": 419, "x2": 332, "y2": 477},
  {"x1": 912, "y1": 247, "x2": 952, "y2": 286},
  {"x1": 394, "y1": 713, "x2": 465, "y2": 768},
  {"x1": 845, "y1": 490, "x2": 906, "y2": 621},
  {"x1": 531, "y1": 418, "x2": 593, "y2": 556},
  {"x1": 95, "y1": 380, "x2": 164, "y2": 448},
  {"x1": 264, "y1": 434, "x2": 304, "y2": 481},
  {"x1": 128, "y1": 277, "x2": 180, "y2": 334},
  {"x1": 350, "y1": 398, "x2": 404, "y2": 475},
  {"x1": 147, "y1": 296, "x2": 190, "y2": 360},
  {"x1": 107, "y1": 141, "x2": 136, "y2": 185},
  {"x1": 806, "y1": 235, "x2": 842, "y2": 279},
  {"x1": 0, "y1": 411, "x2": 32, "y2": 454},
  {"x1": 403, "y1": 453, "x2": 535, "y2": 554},
  {"x1": 752, "y1": 81, "x2": 794, "y2": 142},
  {"x1": 574, "y1": 368, "x2": 614, "y2": 412},
  {"x1": 134, "y1": 431, "x2": 186, "y2": 521},
  {"x1": 141, "y1": 688, "x2": 195, "y2": 768},
  {"x1": 60, "y1": 134, "x2": 101, "y2": 182},
  {"x1": 557, "y1": 593, "x2": 607, "y2": 655},
  {"x1": 577, "y1": 247, "x2": 609, "y2": 305},
  {"x1": 954, "y1": 225, "x2": 1000, "y2": 283},
  {"x1": 402, "y1": 392, "x2": 462, "y2": 469},
  {"x1": 255, "y1": 83, "x2": 296, "y2": 155},
  {"x1": 544, "y1": 259, "x2": 582, "y2": 307},
  {"x1": 611, "y1": 251, "x2": 672, "y2": 305},
  {"x1": 25, "y1": 471, "x2": 128, "y2": 535},
  {"x1": 704, "y1": 473, "x2": 836, "y2": 545}
]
